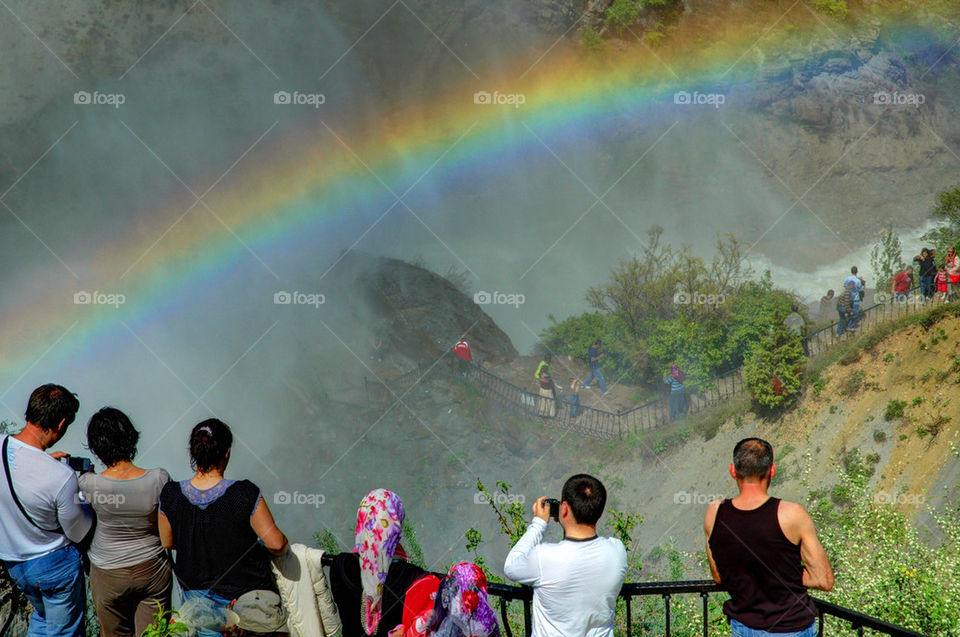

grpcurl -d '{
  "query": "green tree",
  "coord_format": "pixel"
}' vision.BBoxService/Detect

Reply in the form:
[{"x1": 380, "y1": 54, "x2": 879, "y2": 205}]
[
  {"x1": 923, "y1": 183, "x2": 960, "y2": 259},
  {"x1": 742, "y1": 311, "x2": 805, "y2": 410},
  {"x1": 605, "y1": 0, "x2": 641, "y2": 35},
  {"x1": 869, "y1": 223, "x2": 905, "y2": 293}
]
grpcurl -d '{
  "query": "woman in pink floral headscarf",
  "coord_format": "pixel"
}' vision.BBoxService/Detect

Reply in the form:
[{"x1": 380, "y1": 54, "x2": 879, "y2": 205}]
[{"x1": 330, "y1": 489, "x2": 428, "y2": 637}]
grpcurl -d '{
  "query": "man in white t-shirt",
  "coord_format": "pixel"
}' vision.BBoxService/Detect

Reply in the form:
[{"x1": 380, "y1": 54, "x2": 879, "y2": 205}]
[
  {"x1": 504, "y1": 474, "x2": 627, "y2": 637},
  {"x1": 1, "y1": 384, "x2": 93, "y2": 637}
]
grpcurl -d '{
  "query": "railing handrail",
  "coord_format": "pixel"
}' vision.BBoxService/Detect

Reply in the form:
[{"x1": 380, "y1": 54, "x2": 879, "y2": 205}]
[{"x1": 316, "y1": 554, "x2": 925, "y2": 637}]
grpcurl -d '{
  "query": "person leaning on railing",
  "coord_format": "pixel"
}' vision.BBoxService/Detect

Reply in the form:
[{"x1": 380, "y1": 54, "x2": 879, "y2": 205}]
[
  {"x1": 158, "y1": 419, "x2": 289, "y2": 637},
  {"x1": 503, "y1": 474, "x2": 627, "y2": 637},
  {"x1": 704, "y1": 438, "x2": 834, "y2": 637}
]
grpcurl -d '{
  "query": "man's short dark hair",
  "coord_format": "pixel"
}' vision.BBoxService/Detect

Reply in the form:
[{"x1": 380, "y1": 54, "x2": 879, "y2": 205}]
[
  {"x1": 732, "y1": 438, "x2": 774, "y2": 480},
  {"x1": 851, "y1": 266, "x2": 858, "y2": 275},
  {"x1": 189, "y1": 418, "x2": 233, "y2": 472},
  {"x1": 25, "y1": 384, "x2": 80, "y2": 432},
  {"x1": 594, "y1": 339, "x2": 601, "y2": 345},
  {"x1": 87, "y1": 407, "x2": 139, "y2": 467},
  {"x1": 561, "y1": 474, "x2": 606, "y2": 525}
]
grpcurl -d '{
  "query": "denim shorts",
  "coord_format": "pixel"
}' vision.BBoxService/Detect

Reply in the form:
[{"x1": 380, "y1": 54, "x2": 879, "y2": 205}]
[{"x1": 730, "y1": 618, "x2": 817, "y2": 637}]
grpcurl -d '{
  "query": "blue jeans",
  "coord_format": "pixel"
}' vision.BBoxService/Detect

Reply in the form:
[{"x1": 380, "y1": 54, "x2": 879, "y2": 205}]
[
  {"x1": 569, "y1": 395, "x2": 582, "y2": 420},
  {"x1": 730, "y1": 619, "x2": 816, "y2": 637},
  {"x1": 583, "y1": 367, "x2": 607, "y2": 393},
  {"x1": 5, "y1": 545, "x2": 85, "y2": 637},
  {"x1": 181, "y1": 589, "x2": 234, "y2": 637},
  {"x1": 920, "y1": 275, "x2": 933, "y2": 298}
]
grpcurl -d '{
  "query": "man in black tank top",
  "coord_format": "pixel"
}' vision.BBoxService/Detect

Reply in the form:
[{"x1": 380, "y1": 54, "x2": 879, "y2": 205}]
[{"x1": 704, "y1": 438, "x2": 834, "y2": 636}]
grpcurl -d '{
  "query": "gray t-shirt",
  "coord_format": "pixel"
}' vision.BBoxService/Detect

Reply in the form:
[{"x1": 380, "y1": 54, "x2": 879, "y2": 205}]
[{"x1": 78, "y1": 467, "x2": 171, "y2": 569}]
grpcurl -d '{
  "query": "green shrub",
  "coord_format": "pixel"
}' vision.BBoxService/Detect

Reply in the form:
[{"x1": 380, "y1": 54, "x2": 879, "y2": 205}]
[
  {"x1": 743, "y1": 314, "x2": 805, "y2": 411},
  {"x1": 812, "y1": 0, "x2": 848, "y2": 19},
  {"x1": 884, "y1": 399, "x2": 907, "y2": 421},
  {"x1": 873, "y1": 428, "x2": 887, "y2": 443},
  {"x1": 580, "y1": 26, "x2": 605, "y2": 53},
  {"x1": 605, "y1": 0, "x2": 640, "y2": 34}
]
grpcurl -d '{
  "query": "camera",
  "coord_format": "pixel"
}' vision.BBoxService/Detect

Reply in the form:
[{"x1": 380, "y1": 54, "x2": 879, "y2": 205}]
[
  {"x1": 545, "y1": 498, "x2": 560, "y2": 520},
  {"x1": 59, "y1": 456, "x2": 92, "y2": 473}
]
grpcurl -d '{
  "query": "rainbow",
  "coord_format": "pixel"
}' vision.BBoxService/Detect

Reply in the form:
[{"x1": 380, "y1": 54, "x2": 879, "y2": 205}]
[{"x1": 1, "y1": 8, "x2": 951, "y2": 389}]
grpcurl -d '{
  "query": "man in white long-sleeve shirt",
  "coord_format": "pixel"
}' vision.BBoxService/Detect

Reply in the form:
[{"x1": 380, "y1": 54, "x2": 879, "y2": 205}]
[{"x1": 503, "y1": 474, "x2": 627, "y2": 637}]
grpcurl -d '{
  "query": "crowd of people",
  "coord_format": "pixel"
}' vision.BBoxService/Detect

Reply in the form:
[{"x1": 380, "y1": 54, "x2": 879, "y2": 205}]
[
  {"x1": 2, "y1": 383, "x2": 834, "y2": 637},
  {"x1": 821, "y1": 249, "x2": 960, "y2": 337}
]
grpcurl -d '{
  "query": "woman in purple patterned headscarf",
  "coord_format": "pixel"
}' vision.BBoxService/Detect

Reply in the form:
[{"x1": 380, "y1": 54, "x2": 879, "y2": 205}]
[
  {"x1": 330, "y1": 489, "x2": 428, "y2": 637},
  {"x1": 426, "y1": 563, "x2": 499, "y2": 637}
]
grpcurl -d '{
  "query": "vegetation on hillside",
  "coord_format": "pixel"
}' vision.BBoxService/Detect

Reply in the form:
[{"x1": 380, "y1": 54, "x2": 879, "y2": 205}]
[{"x1": 540, "y1": 226, "x2": 800, "y2": 394}]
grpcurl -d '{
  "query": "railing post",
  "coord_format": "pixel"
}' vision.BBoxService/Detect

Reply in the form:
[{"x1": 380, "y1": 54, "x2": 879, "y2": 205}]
[
  {"x1": 701, "y1": 592, "x2": 709, "y2": 637},
  {"x1": 499, "y1": 598, "x2": 513, "y2": 637},
  {"x1": 523, "y1": 597, "x2": 532, "y2": 637},
  {"x1": 625, "y1": 595, "x2": 632, "y2": 637},
  {"x1": 664, "y1": 593, "x2": 671, "y2": 637}
]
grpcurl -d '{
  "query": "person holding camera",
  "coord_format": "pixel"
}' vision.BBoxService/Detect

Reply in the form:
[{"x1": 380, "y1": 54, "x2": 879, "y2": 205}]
[
  {"x1": 78, "y1": 407, "x2": 172, "y2": 637},
  {"x1": 0, "y1": 384, "x2": 93, "y2": 637},
  {"x1": 503, "y1": 474, "x2": 627, "y2": 637}
]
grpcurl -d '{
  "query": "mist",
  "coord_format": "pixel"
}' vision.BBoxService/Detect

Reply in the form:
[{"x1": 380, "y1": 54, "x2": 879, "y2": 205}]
[{"x1": 1, "y1": 0, "x2": 956, "y2": 564}]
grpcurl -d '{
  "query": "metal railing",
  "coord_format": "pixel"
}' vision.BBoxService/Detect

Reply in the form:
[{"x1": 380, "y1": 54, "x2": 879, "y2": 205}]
[
  {"x1": 484, "y1": 579, "x2": 927, "y2": 637},
  {"x1": 365, "y1": 288, "x2": 938, "y2": 440},
  {"x1": 314, "y1": 554, "x2": 925, "y2": 637},
  {"x1": 804, "y1": 286, "x2": 928, "y2": 358}
]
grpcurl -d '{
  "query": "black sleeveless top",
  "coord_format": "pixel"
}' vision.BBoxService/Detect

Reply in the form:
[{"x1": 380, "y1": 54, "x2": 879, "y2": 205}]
[
  {"x1": 708, "y1": 497, "x2": 816, "y2": 631},
  {"x1": 159, "y1": 479, "x2": 276, "y2": 599}
]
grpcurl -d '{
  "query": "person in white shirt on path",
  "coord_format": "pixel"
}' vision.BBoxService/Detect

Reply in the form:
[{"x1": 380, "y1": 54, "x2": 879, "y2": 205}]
[{"x1": 503, "y1": 474, "x2": 627, "y2": 637}]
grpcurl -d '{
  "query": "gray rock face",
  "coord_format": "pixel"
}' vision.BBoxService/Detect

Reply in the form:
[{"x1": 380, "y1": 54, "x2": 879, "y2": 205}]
[{"x1": 338, "y1": 251, "x2": 518, "y2": 367}]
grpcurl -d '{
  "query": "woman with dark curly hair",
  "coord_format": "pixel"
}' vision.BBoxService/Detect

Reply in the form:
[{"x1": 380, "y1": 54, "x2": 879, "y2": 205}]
[{"x1": 78, "y1": 407, "x2": 172, "y2": 637}]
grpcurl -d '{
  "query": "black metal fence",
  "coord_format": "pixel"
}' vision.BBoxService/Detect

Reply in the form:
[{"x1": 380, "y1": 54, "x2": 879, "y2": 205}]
[
  {"x1": 804, "y1": 286, "x2": 928, "y2": 358},
  {"x1": 485, "y1": 579, "x2": 927, "y2": 637}
]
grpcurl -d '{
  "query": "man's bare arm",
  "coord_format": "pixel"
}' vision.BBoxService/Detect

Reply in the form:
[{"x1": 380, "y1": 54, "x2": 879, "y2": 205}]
[
  {"x1": 781, "y1": 501, "x2": 834, "y2": 591},
  {"x1": 704, "y1": 500, "x2": 722, "y2": 583}
]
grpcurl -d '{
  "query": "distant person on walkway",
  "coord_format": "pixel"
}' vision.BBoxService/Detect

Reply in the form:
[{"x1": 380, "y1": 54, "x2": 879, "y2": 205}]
[
  {"x1": 663, "y1": 364, "x2": 687, "y2": 420},
  {"x1": 568, "y1": 378, "x2": 583, "y2": 423},
  {"x1": 452, "y1": 335, "x2": 473, "y2": 375},
  {"x1": 705, "y1": 438, "x2": 834, "y2": 636},
  {"x1": 330, "y1": 489, "x2": 426, "y2": 637},
  {"x1": 891, "y1": 266, "x2": 914, "y2": 302},
  {"x1": 1, "y1": 384, "x2": 92, "y2": 637},
  {"x1": 835, "y1": 283, "x2": 856, "y2": 336},
  {"x1": 914, "y1": 249, "x2": 937, "y2": 300},
  {"x1": 945, "y1": 247, "x2": 960, "y2": 300},
  {"x1": 843, "y1": 267, "x2": 865, "y2": 326},
  {"x1": 535, "y1": 354, "x2": 557, "y2": 418},
  {"x1": 936, "y1": 265, "x2": 950, "y2": 301},
  {"x1": 504, "y1": 474, "x2": 627, "y2": 637},
  {"x1": 159, "y1": 419, "x2": 288, "y2": 637},
  {"x1": 80, "y1": 408, "x2": 172, "y2": 637},
  {"x1": 582, "y1": 339, "x2": 608, "y2": 395},
  {"x1": 783, "y1": 306, "x2": 808, "y2": 357},
  {"x1": 818, "y1": 290, "x2": 834, "y2": 320}
]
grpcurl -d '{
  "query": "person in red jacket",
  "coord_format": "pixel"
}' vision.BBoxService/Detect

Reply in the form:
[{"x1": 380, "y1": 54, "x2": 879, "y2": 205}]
[{"x1": 452, "y1": 335, "x2": 472, "y2": 375}]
